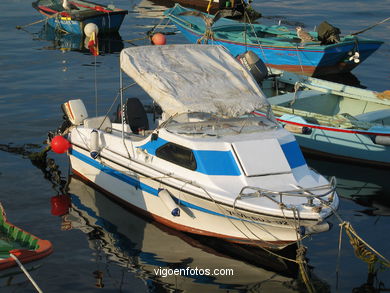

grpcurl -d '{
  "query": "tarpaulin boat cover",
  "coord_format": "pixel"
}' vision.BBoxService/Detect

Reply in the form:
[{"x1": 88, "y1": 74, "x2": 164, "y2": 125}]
[{"x1": 120, "y1": 44, "x2": 269, "y2": 117}]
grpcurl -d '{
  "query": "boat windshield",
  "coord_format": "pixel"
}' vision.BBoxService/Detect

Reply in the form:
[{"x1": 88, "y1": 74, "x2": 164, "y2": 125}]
[{"x1": 165, "y1": 112, "x2": 279, "y2": 136}]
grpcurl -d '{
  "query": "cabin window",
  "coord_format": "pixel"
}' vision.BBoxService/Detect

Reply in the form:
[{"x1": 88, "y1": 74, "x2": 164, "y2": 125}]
[{"x1": 156, "y1": 143, "x2": 197, "y2": 171}]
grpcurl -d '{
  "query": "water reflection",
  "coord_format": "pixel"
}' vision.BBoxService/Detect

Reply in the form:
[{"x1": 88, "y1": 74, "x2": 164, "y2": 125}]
[
  {"x1": 133, "y1": 0, "x2": 220, "y2": 17},
  {"x1": 307, "y1": 157, "x2": 390, "y2": 216},
  {"x1": 133, "y1": 0, "x2": 173, "y2": 19},
  {"x1": 53, "y1": 175, "x2": 326, "y2": 292},
  {"x1": 0, "y1": 264, "x2": 43, "y2": 290},
  {"x1": 35, "y1": 24, "x2": 124, "y2": 54},
  {"x1": 321, "y1": 72, "x2": 365, "y2": 88}
]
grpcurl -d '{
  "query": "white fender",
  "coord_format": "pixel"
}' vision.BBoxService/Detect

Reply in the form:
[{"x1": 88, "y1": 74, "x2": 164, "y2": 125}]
[
  {"x1": 158, "y1": 189, "x2": 180, "y2": 217},
  {"x1": 90, "y1": 129, "x2": 99, "y2": 159},
  {"x1": 374, "y1": 135, "x2": 390, "y2": 146},
  {"x1": 301, "y1": 221, "x2": 331, "y2": 236}
]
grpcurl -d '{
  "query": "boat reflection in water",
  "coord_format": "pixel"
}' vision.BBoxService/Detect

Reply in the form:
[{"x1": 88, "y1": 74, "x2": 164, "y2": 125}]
[
  {"x1": 133, "y1": 0, "x2": 220, "y2": 17},
  {"x1": 321, "y1": 72, "x2": 364, "y2": 89},
  {"x1": 36, "y1": 24, "x2": 124, "y2": 54},
  {"x1": 307, "y1": 157, "x2": 390, "y2": 216},
  {"x1": 53, "y1": 175, "x2": 326, "y2": 292},
  {"x1": 133, "y1": 0, "x2": 172, "y2": 19}
]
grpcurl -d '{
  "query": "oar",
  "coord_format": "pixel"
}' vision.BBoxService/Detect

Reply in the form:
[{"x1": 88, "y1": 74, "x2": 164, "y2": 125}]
[
  {"x1": 123, "y1": 36, "x2": 149, "y2": 43},
  {"x1": 123, "y1": 31, "x2": 175, "y2": 44},
  {"x1": 16, "y1": 13, "x2": 59, "y2": 30},
  {"x1": 350, "y1": 16, "x2": 390, "y2": 36}
]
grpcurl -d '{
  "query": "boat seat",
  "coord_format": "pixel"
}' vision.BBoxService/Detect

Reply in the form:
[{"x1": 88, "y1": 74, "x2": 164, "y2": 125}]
[
  {"x1": 84, "y1": 116, "x2": 112, "y2": 132},
  {"x1": 354, "y1": 109, "x2": 390, "y2": 123},
  {"x1": 120, "y1": 97, "x2": 149, "y2": 134},
  {"x1": 267, "y1": 89, "x2": 321, "y2": 105}
]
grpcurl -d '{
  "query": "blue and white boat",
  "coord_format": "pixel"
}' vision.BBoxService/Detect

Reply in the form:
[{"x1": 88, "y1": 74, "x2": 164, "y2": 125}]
[
  {"x1": 53, "y1": 44, "x2": 338, "y2": 249},
  {"x1": 32, "y1": 0, "x2": 128, "y2": 35}
]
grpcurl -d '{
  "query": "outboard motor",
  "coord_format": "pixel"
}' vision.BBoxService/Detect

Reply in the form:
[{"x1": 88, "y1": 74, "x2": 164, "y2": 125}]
[{"x1": 237, "y1": 50, "x2": 268, "y2": 83}]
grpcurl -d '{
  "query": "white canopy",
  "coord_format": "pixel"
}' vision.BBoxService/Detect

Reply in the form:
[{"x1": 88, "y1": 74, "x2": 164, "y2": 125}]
[{"x1": 120, "y1": 44, "x2": 269, "y2": 117}]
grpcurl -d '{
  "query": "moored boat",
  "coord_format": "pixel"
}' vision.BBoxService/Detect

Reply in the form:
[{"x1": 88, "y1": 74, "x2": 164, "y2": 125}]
[
  {"x1": 164, "y1": 4, "x2": 383, "y2": 76},
  {"x1": 0, "y1": 203, "x2": 53, "y2": 271},
  {"x1": 32, "y1": 0, "x2": 128, "y2": 35},
  {"x1": 237, "y1": 52, "x2": 390, "y2": 167},
  {"x1": 51, "y1": 44, "x2": 339, "y2": 250}
]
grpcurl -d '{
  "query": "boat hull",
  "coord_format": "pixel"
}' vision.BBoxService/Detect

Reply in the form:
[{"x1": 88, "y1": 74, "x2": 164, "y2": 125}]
[
  {"x1": 44, "y1": 13, "x2": 127, "y2": 35},
  {"x1": 166, "y1": 5, "x2": 382, "y2": 76},
  {"x1": 296, "y1": 129, "x2": 390, "y2": 168},
  {"x1": 0, "y1": 204, "x2": 53, "y2": 271},
  {"x1": 175, "y1": 25, "x2": 381, "y2": 76},
  {"x1": 254, "y1": 112, "x2": 390, "y2": 168},
  {"x1": 32, "y1": 1, "x2": 128, "y2": 35},
  {"x1": 68, "y1": 144, "x2": 318, "y2": 249}
]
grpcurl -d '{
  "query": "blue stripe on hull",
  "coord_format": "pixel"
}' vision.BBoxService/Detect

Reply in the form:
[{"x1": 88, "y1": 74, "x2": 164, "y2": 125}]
[
  {"x1": 69, "y1": 148, "x2": 281, "y2": 224},
  {"x1": 47, "y1": 14, "x2": 126, "y2": 34}
]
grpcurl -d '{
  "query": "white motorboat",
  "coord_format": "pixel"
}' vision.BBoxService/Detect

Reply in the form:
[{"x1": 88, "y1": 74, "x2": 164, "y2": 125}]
[{"x1": 53, "y1": 44, "x2": 339, "y2": 249}]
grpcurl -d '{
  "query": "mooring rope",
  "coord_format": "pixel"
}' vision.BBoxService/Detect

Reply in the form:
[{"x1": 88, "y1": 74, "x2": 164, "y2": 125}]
[
  {"x1": 296, "y1": 246, "x2": 315, "y2": 293},
  {"x1": 123, "y1": 17, "x2": 173, "y2": 44},
  {"x1": 295, "y1": 45, "x2": 305, "y2": 75},
  {"x1": 10, "y1": 254, "x2": 43, "y2": 293},
  {"x1": 319, "y1": 197, "x2": 390, "y2": 288},
  {"x1": 350, "y1": 16, "x2": 390, "y2": 36},
  {"x1": 341, "y1": 221, "x2": 390, "y2": 269},
  {"x1": 202, "y1": 186, "x2": 316, "y2": 293}
]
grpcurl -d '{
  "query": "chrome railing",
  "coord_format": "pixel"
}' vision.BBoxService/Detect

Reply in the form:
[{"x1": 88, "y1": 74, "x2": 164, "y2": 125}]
[{"x1": 234, "y1": 176, "x2": 337, "y2": 208}]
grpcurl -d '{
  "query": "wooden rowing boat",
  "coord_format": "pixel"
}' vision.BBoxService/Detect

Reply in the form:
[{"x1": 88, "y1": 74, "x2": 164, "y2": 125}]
[
  {"x1": 0, "y1": 203, "x2": 53, "y2": 270},
  {"x1": 32, "y1": 0, "x2": 128, "y2": 35}
]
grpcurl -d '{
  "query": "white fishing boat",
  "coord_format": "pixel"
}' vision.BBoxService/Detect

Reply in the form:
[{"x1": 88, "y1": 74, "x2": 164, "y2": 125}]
[{"x1": 53, "y1": 44, "x2": 338, "y2": 249}]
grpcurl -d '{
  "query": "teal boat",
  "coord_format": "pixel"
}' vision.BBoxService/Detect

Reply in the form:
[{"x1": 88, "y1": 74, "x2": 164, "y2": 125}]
[
  {"x1": 165, "y1": 4, "x2": 383, "y2": 76},
  {"x1": 240, "y1": 51, "x2": 390, "y2": 167},
  {"x1": 0, "y1": 203, "x2": 53, "y2": 271}
]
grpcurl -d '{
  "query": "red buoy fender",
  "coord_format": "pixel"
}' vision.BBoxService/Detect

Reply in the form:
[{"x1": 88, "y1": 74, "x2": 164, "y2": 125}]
[
  {"x1": 51, "y1": 136, "x2": 71, "y2": 154},
  {"x1": 151, "y1": 33, "x2": 167, "y2": 45}
]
